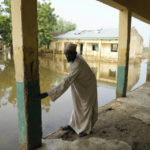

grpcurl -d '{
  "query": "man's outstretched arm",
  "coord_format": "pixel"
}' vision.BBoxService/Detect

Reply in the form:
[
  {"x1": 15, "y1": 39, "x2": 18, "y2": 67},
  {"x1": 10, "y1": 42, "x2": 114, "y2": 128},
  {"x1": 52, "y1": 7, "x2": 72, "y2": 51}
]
[
  {"x1": 47, "y1": 67, "x2": 80, "y2": 102},
  {"x1": 39, "y1": 92, "x2": 48, "y2": 99}
]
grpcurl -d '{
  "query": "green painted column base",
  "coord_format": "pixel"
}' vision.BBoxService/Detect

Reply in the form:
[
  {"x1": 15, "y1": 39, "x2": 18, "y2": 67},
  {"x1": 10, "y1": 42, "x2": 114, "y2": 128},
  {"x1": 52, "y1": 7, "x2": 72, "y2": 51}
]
[
  {"x1": 147, "y1": 62, "x2": 150, "y2": 81},
  {"x1": 16, "y1": 80, "x2": 42, "y2": 150},
  {"x1": 117, "y1": 66, "x2": 127, "y2": 97},
  {"x1": 16, "y1": 82, "x2": 27, "y2": 149}
]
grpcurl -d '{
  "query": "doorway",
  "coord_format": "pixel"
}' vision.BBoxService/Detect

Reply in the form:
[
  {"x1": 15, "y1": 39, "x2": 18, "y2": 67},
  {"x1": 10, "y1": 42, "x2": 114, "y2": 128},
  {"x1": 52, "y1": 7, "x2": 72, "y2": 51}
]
[{"x1": 80, "y1": 43, "x2": 83, "y2": 55}]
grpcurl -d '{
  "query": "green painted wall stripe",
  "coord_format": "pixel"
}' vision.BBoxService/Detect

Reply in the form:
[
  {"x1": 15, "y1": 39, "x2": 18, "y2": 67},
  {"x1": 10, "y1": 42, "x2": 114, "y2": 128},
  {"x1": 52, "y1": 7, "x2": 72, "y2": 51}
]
[
  {"x1": 147, "y1": 62, "x2": 150, "y2": 74},
  {"x1": 16, "y1": 82, "x2": 27, "y2": 145},
  {"x1": 117, "y1": 66, "x2": 125, "y2": 96}
]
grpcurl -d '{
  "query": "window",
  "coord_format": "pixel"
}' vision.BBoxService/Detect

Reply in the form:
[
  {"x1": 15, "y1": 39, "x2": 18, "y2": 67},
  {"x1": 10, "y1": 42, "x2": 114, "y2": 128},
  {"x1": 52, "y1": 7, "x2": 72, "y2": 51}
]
[
  {"x1": 80, "y1": 43, "x2": 83, "y2": 55},
  {"x1": 92, "y1": 44, "x2": 99, "y2": 51},
  {"x1": 111, "y1": 44, "x2": 118, "y2": 52}
]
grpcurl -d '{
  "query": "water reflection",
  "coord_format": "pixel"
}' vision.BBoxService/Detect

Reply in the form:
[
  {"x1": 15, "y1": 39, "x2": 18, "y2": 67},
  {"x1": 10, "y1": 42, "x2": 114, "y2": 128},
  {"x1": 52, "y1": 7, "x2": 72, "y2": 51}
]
[
  {"x1": 0, "y1": 53, "x2": 18, "y2": 150},
  {"x1": 0, "y1": 60, "x2": 16, "y2": 108},
  {"x1": 0, "y1": 52, "x2": 146, "y2": 150},
  {"x1": 0, "y1": 54, "x2": 143, "y2": 109},
  {"x1": 39, "y1": 54, "x2": 142, "y2": 89},
  {"x1": 0, "y1": 64, "x2": 5, "y2": 71},
  {"x1": 131, "y1": 59, "x2": 147, "y2": 90},
  {"x1": 39, "y1": 55, "x2": 117, "y2": 84}
]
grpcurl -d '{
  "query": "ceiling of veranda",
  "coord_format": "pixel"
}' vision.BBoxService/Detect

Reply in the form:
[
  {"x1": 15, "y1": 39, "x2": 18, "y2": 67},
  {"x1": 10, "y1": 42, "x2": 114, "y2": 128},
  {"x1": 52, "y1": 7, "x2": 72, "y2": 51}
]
[{"x1": 97, "y1": 0, "x2": 150, "y2": 24}]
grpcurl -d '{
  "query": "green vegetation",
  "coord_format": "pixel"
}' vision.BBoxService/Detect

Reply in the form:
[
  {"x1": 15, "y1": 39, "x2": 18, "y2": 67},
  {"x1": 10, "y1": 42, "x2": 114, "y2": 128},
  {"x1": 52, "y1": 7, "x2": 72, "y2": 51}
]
[
  {"x1": 0, "y1": 0, "x2": 12, "y2": 47},
  {"x1": 0, "y1": 0, "x2": 76, "y2": 49},
  {"x1": 54, "y1": 18, "x2": 76, "y2": 34},
  {"x1": 37, "y1": 1, "x2": 57, "y2": 48}
]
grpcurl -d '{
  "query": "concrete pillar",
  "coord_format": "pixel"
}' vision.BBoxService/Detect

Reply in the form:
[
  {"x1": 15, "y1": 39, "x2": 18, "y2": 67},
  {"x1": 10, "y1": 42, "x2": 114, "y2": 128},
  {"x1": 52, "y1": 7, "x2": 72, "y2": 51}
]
[
  {"x1": 147, "y1": 41, "x2": 150, "y2": 81},
  {"x1": 117, "y1": 9, "x2": 131, "y2": 97},
  {"x1": 11, "y1": 0, "x2": 42, "y2": 149}
]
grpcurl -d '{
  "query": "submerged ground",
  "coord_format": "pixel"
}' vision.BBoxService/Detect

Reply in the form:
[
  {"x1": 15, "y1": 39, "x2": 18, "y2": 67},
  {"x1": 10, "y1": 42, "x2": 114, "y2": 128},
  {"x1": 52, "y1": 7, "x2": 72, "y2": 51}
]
[{"x1": 37, "y1": 82, "x2": 150, "y2": 150}]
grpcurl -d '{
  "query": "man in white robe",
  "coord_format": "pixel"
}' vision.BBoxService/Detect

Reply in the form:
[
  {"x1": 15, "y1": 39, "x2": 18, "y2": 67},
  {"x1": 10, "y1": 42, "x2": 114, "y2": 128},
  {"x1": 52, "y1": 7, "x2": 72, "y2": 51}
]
[{"x1": 39, "y1": 43, "x2": 98, "y2": 137}]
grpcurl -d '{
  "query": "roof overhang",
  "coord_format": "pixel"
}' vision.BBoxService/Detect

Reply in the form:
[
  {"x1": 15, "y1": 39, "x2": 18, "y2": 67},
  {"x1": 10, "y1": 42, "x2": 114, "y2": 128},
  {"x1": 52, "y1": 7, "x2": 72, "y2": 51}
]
[
  {"x1": 54, "y1": 37, "x2": 119, "y2": 40},
  {"x1": 97, "y1": 0, "x2": 150, "y2": 24}
]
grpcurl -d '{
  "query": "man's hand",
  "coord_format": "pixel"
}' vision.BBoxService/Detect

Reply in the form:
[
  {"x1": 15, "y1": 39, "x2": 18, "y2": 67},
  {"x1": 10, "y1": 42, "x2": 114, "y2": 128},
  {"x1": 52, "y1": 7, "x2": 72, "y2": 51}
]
[{"x1": 39, "y1": 92, "x2": 48, "y2": 99}]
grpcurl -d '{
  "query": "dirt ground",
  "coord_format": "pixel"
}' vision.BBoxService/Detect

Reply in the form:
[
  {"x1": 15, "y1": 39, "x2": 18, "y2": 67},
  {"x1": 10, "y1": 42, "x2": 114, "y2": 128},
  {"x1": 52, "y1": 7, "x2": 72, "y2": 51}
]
[{"x1": 37, "y1": 82, "x2": 150, "y2": 150}]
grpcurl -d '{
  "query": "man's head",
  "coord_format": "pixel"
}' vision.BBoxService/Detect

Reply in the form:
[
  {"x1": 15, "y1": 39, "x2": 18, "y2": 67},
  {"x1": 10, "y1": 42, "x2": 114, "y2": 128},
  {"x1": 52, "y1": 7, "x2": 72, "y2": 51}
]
[{"x1": 64, "y1": 43, "x2": 77, "y2": 62}]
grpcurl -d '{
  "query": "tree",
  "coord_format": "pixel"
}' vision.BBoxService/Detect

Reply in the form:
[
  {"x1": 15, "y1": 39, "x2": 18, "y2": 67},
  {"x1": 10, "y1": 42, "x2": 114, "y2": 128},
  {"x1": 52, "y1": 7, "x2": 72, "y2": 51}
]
[
  {"x1": 37, "y1": 2, "x2": 76, "y2": 48},
  {"x1": 54, "y1": 18, "x2": 76, "y2": 33},
  {"x1": 0, "y1": 15, "x2": 12, "y2": 47},
  {"x1": 0, "y1": 0, "x2": 12, "y2": 48},
  {"x1": 0, "y1": 0, "x2": 57, "y2": 49},
  {"x1": 1, "y1": 0, "x2": 11, "y2": 14},
  {"x1": 0, "y1": 0, "x2": 76, "y2": 49},
  {"x1": 37, "y1": 1, "x2": 57, "y2": 48}
]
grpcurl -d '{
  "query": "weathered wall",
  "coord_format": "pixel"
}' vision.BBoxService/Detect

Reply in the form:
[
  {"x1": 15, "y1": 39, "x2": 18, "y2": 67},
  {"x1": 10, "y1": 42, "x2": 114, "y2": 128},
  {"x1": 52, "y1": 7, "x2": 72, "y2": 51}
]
[
  {"x1": 101, "y1": 43, "x2": 118, "y2": 59},
  {"x1": 130, "y1": 27, "x2": 143, "y2": 59},
  {"x1": 50, "y1": 39, "x2": 117, "y2": 57},
  {"x1": 49, "y1": 27, "x2": 143, "y2": 61}
]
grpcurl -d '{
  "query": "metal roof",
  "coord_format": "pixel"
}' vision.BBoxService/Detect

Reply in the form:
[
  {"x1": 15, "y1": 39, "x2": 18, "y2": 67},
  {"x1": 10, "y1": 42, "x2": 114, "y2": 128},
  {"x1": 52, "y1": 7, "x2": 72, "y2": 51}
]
[
  {"x1": 0, "y1": 35, "x2": 2, "y2": 39},
  {"x1": 54, "y1": 28, "x2": 119, "y2": 40}
]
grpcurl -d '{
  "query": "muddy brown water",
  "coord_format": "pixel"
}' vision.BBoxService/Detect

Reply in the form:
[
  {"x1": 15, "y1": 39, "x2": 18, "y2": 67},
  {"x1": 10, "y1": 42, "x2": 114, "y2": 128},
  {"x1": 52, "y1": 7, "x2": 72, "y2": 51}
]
[{"x1": 0, "y1": 53, "x2": 147, "y2": 150}]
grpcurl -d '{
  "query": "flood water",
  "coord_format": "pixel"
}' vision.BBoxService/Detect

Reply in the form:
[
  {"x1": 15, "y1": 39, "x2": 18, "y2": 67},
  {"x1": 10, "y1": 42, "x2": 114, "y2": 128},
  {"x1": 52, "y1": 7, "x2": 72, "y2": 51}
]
[{"x1": 0, "y1": 53, "x2": 147, "y2": 150}]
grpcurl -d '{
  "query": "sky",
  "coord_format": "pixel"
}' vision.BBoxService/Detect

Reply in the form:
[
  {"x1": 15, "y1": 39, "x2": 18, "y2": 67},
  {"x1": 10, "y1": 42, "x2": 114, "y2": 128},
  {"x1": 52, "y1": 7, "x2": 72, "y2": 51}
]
[
  {"x1": 1, "y1": 0, "x2": 150, "y2": 46},
  {"x1": 48, "y1": 0, "x2": 150, "y2": 47}
]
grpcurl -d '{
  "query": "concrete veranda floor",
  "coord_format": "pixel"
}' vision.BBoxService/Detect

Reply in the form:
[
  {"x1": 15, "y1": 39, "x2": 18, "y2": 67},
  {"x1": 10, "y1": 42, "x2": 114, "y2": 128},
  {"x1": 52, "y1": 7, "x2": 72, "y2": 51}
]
[{"x1": 37, "y1": 82, "x2": 150, "y2": 150}]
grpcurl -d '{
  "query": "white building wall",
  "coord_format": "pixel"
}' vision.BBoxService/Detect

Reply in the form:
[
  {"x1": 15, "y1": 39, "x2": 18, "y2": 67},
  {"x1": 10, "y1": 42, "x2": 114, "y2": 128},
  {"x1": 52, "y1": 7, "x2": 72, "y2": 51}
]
[
  {"x1": 49, "y1": 27, "x2": 143, "y2": 61},
  {"x1": 101, "y1": 43, "x2": 118, "y2": 59}
]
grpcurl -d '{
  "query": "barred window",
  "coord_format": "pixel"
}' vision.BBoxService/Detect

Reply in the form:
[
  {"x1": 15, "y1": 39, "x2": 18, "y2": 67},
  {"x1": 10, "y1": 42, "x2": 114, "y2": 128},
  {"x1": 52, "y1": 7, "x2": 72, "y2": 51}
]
[
  {"x1": 92, "y1": 44, "x2": 99, "y2": 51},
  {"x1": 111, "y1": 44, "x2": 118, "y2": 52}
]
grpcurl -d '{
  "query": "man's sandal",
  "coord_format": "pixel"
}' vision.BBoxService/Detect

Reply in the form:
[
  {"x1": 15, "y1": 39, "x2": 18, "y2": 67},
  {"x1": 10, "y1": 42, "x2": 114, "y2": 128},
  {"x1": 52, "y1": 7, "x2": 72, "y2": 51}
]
[
  {"x1": 61, "y1": 125, "x2": 74, "y2": 131},
  {"x1": 79, "y1": 132, "x2": 88, "y2": 137}
]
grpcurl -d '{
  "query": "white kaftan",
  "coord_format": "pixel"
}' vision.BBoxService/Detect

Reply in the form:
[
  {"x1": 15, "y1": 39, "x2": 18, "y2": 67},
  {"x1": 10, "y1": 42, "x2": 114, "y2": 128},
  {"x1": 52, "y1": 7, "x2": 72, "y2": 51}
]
[{"x1": 47, "y1": 54, "x2": 98, "y2": 134}]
